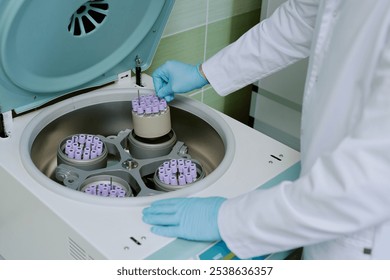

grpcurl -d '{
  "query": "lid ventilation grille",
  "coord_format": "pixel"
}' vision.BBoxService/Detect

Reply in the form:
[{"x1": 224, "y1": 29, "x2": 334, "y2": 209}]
[{"x1": 68, "y1": 0, "x2": 109, "y2": 36}]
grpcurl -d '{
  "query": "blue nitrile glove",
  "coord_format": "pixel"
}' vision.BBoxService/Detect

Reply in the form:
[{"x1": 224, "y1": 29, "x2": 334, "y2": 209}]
[
  {"x1": 142, "y1": 197, "x2": 226, "y2": 241},
  {"x1": 152, "y1": 60, "x2": 209, "y2": 102}
]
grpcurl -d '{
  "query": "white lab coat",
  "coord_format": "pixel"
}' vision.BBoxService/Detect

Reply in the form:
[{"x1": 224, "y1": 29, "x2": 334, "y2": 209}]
[{"x1": 203, "y1": 0, "x2": 390, "y2": 259}]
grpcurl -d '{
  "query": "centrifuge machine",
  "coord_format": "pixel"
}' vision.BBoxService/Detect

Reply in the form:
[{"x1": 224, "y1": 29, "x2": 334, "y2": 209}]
[{"x1": 0, "y1": 0, "x2": 300, "y2": 259}]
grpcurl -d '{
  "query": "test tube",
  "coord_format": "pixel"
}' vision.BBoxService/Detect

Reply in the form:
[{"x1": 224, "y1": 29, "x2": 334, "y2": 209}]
[
  {"x1": 170, "y1": 162, "x2": 178, "y2": 173},
  {"x1": 101, "y1": 186, "x2": 109, "y2": 197},
  {"x1": 90, "y1": 150, "x2": 97, "y2": 159},
  {"x1": 158, "y1": 169, "x2": 165, "y2": 181},
  {"x1": 85, "y1": 139, "x2": 92, "y2": 148},
  {"x1": 145, "y1": 107, "x2": 152, "y2": 115},
  {"x1": 78, "y1": 134, "x2": 86, "y2": 144},
  {"x1": 170, "y1": 176, "x2": 178, "y2": 186},
  {"x1": 67, "y1": 149, "x2": 75, "y2": 159},
  {"x1": 65, "y1": 144, "x2": 72, "y2": 154},
  {"x1": 190, "y1": 166, "x2": 197, "y2": 178},
  {"x1": 185, "y1": 173, "x2": 193, "y2": 184},
  {"x1": 75, "y1": 151, "x2": 82, "y2": 160},
  {"x1": 83, "y1": 151, "x2": 90, "y2": 160},
  {"x1": 178, "y1": 163, "x2": 184, "y2": 173},
  {"x1": 96, "y1": 144, "x2": 103, "y2": 156},
  {"x1": 163, "y1": 174, "x2": 170, "y2": 184},
  {"x1": 139, "y1": 107, "x2": 145, "y2": 115},
  {"x1": 90, "y1": 185, "x2": 97, "y2": 195},
  {"x1": 178, "y1": 175, "x2": 186, "y2": 186},
  {"x1": 117, "y1": 190, "x2": 126, "y2": 198}
]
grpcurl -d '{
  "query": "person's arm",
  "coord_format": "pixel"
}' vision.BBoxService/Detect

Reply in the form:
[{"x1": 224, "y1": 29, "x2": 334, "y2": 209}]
[
  {"x1": 203, "y1": 0, "x2": 319, "y2": 96},
  {"x1": 218, "y1": 38, "x2": 390, "y2": 260},
  {"x1": 153, "y1": 0, "x2": 319, "y2": 101}
]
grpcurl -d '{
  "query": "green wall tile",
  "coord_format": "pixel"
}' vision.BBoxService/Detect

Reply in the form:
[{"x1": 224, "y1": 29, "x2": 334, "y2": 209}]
[
  {"x1": 203, "y1": 87, "x2": 224, "y2": 112},
  {"x1": 208, "y1": 0, "x2": 261, "y2": 23},
  {"x1": 189, "y1": 90, "x2": 203, "y2": 102},
  {"x1": 203, "y1": 85, "x2": 252, "y2": 125},
  {"x1": 147, "y1": 26, "x2": 206, "y2": 75},
  {"x1": 206, "y1": 9, "x2": 260, "y2": 59},
  {"x1": 163, "y1": 0, "x2": 208, "y2": 37},
  {"x1": 203, "y1": 10, "x2": 260, "y2": 123}
]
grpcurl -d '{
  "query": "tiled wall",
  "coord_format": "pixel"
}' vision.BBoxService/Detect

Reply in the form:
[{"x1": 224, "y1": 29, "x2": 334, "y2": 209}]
[{"x1": 146, "y1": 0, "x2": 261, "y2": 124}]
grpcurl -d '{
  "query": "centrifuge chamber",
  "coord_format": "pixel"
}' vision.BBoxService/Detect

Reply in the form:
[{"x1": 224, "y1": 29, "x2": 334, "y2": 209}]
[
  {"x1": 0, "y1": 82, "x2": 300, "y2": 259},
  {"x1": 0, "y1": 0, "x2": 300, "y2": 259}
]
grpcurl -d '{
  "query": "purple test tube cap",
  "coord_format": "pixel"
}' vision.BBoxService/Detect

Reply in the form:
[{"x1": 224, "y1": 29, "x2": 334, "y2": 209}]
[{"x1": 178, "y1": 175, "x2": 186, "y2": 186}]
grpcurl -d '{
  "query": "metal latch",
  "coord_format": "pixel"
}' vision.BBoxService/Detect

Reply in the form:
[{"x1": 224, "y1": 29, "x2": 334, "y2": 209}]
[
  {"x1": 135, "y1": 55, "x2": 143, "y2": 87},
  {"x1": 0, "y1": 111, "x2": 13, "y2": 138}
]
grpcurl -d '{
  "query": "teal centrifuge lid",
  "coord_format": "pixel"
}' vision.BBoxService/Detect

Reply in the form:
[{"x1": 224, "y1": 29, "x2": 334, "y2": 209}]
[{"x1": 0, "y1": 0, "x2": 174, "y2": 113}]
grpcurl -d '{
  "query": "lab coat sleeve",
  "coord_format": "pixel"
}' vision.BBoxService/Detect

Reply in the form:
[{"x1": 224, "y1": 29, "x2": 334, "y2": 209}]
[
  {"x1": 202, "y1": 0, "x2": 319, "y2": 96},
  {"x1": 218, "y1": 34, "x2": 390, "y2": 259}
]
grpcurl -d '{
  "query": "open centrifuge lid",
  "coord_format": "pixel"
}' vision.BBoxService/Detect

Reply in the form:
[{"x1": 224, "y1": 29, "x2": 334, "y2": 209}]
[{"x1": 0, "y1": 0, "x2": 174, "y2": 113}]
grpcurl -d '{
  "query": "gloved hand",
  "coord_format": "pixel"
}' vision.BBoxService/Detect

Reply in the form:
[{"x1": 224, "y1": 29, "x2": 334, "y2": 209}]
[
  {"x1": 142, "y1": 197, "x2": 226, "y2": 241},
  {"x1": 152, "y1": 61, "x2": 209, "y2": 102}
]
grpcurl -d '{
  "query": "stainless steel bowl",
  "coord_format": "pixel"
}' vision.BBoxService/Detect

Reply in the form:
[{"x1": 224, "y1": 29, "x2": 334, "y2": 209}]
[{"x1": 22, "y1": 89, "x2": 235, "y2": 205}]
